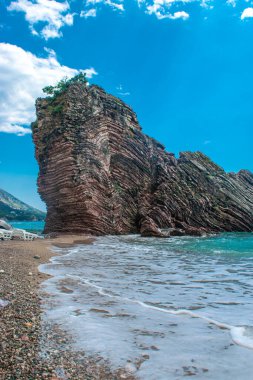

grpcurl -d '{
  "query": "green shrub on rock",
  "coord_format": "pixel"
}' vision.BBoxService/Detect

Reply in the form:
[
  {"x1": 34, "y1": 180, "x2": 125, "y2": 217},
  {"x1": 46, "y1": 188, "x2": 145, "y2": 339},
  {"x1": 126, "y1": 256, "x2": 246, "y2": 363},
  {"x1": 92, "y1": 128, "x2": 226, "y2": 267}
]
[{"x1": 42, "y1": 73, "x2": 87, "y2": 99}]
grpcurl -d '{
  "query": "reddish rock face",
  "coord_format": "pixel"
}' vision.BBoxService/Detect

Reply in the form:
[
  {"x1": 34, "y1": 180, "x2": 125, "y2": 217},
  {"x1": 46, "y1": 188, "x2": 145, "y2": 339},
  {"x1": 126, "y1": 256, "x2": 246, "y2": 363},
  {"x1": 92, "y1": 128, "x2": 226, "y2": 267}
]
[{"x1": 32, "y1": 83, "x2": 253, "y2": 236}]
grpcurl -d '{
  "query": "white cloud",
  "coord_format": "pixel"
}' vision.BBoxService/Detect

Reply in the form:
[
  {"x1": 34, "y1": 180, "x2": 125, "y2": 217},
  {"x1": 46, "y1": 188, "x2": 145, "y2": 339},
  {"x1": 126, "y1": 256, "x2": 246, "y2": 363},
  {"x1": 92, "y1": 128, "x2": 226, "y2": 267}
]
[
  {"x1": 5, "y1": 0, "x2": 251, "y2": 34},
  {"x1": 6, "y1": 0, "x2": 244, "y2": 30},
  {"x1": 169, "y1": 11, "x2": 189, "y2": 19},
  {"x1": 83, "y1": 67, "x2": 98, "y2": 78},
  {"x1": 241, "y1": 7, "x2": 253, "y2": 20},
  {"x1": 0, "y1": 43, "x2": 98, "y2": 136},
  {"x1": 80, "y1": 8, "x2": 97, "y2": 17},
  {"x1": 117, "y1": 84, "x2": 130, "y2": 96},
  {"x1": 106, "y1": 0, "x2": 124, "y2": 11},
  {"x1": 79, "y1": 0, "x2": 253, "y2": 22},
  {"x1": 0, "y1": 124, "x2": 32, "y2": 136},
  {"x1": 83, "y1": 0, "x2": 124, "y2": 16},
  {"x1": 7, "y1": 0, "x2": 74, "y2": 39},
  {"x1": 200, "y1": 0, "x2": 213, "y2": 9},
  {"x1": 226, "y1": 0, "x2": 236, "y2": 7},
  {"x1": 146, "y1": 0, "x2": 192, "y2": 20}
]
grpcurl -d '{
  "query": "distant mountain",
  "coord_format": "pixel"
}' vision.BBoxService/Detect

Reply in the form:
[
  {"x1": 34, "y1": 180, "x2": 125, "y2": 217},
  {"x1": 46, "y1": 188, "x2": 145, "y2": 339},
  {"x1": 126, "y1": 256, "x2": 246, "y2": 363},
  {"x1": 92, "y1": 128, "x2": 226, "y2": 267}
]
[{"x1": 0, "y1": 188, "x2": 45, "y2": 221}]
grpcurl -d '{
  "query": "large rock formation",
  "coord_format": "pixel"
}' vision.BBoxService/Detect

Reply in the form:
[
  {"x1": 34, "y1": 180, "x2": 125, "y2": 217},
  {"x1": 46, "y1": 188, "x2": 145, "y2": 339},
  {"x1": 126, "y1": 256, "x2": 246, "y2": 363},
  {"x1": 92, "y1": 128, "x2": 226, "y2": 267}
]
[{"x1": 32, "y1": 83, "x2": 253, "y2": 236}]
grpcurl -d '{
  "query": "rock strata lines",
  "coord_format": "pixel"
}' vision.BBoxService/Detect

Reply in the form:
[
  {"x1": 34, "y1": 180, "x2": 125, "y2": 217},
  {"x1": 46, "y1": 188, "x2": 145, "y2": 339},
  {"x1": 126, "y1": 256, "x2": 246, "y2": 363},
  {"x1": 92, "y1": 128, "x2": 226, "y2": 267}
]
[{"x1": 33, "y1": 83, "x2": 253, "y2": 236}]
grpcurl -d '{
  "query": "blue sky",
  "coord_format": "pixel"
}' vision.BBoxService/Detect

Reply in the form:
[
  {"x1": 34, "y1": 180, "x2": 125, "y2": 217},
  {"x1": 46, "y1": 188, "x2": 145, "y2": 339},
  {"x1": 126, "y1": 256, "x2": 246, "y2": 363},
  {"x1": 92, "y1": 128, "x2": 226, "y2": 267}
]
[{"x1": 0, "y1": 0, "x2": 253, "y2": 211}]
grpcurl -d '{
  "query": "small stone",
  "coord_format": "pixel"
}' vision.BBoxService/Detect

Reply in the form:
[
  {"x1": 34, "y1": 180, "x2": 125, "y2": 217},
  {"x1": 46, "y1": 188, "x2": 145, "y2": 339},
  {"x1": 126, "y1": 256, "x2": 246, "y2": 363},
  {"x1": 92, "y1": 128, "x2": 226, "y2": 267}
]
[
  {"x1": 20, "y1": 335, "x2": 29, "y2": 341},
  {"x1": 28, "y1": 272, "x2": 33, "y2": 276},
  {"x1": 24, "y1": 322, "x2": 33, "y2": 328},
  {"x1": 150, "y1": 345, "x2": 159, "y2": 351},
  {"x1": 33, "y1": 255, "x2": 41, "y2": 259},
  {"x1": 0, "y1": 269, "x2": 5, "y2": 273},
  {"x1": 124, "y1": 363, "x2": 137, "y2": 373},
  {"x1": 15, "y1": 356, "x2": 23, "y2": 362}
]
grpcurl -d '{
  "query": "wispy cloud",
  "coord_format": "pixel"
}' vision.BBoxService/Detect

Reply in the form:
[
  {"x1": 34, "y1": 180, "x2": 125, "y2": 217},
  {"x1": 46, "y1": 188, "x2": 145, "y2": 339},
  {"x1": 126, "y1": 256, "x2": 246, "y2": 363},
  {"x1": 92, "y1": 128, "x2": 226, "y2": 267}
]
[
  {"x1": 80, "y1": 8, "x2": 97, "y2": 18},
  {"x1": 226, "y1": 0, "x2": 236, "y2": 7},
  {"x1": 106, "y1": 0, "x2": 124, "y2": 11},
  {"x1": 83, "y1": 0, "x2": 124, "y2": 17},
  {"x1": 83, "y1": 67, "x2": 98, "y2": 78},
  {"x1": 0, "y1": 43, "x2": 98, "y2": 136},
  {"x1": 79, "y1": 0, "x2": 253, "y2": 26},
  {"x1": 117, "y1": 84, "x2": 130, "y2": 96},
  {"x1": 8, "y1": 0, "x2": 74, "y2": 39},
  {"x1": 146, "y1": 0, "x2": 200, "y2": 20},
  {"x1": 6, "y1": 0, "x2": 250, "y2": 36}
]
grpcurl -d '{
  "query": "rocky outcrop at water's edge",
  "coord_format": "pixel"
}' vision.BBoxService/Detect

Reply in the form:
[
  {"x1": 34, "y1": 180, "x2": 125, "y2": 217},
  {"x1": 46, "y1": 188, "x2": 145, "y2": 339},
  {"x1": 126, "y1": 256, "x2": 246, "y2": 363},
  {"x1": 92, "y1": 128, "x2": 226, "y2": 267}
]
[{"x1": 32, "y1": 83, "x2": 253, "y2": 236}]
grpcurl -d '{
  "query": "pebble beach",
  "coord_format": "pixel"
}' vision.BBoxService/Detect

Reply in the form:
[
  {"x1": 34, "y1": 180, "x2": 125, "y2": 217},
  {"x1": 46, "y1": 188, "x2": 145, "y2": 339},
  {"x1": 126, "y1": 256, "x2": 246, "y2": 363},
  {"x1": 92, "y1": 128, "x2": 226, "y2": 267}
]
[{"x1": 0, "y1": 237, "x2": 136, "y2": 380}]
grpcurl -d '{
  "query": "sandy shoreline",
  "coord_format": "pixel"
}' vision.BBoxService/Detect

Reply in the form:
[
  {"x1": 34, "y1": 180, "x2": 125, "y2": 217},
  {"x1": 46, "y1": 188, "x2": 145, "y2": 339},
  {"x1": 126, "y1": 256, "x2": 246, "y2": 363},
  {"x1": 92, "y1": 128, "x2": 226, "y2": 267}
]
[{"x1": 0, "y1": 236, "x2": 136, "y2": 380}]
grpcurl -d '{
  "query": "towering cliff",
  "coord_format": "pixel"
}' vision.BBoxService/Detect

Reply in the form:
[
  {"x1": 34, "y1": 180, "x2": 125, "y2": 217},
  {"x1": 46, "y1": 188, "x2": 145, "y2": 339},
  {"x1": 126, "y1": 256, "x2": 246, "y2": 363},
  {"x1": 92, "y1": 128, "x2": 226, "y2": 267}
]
[{"x1": 33, "y1": 82, "x2": 253, "y2": 236}]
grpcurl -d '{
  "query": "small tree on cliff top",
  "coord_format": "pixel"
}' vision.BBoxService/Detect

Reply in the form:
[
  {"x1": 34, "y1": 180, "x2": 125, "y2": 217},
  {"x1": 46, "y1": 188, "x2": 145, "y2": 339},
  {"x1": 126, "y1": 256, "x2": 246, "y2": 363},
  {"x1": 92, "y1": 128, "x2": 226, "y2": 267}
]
[{"x1": 42, "y1": 72, "x2": 87, "y2": 98}]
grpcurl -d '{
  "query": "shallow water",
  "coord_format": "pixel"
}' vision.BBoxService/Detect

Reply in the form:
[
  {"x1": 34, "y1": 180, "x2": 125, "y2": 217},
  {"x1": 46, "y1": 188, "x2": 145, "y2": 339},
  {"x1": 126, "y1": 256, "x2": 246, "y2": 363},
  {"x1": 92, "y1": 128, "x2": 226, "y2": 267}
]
[
  {"x1": 11, "y1": 220, "x2": 45, "y2": 233},
  {"x1": 40, "y1": 233, "x2": 253, "y2": 379}
]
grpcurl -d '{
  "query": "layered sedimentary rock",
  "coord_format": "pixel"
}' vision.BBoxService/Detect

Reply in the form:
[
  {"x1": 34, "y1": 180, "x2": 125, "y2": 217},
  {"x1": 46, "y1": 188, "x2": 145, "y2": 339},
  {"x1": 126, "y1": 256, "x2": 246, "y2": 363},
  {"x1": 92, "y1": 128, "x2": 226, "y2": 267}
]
[{"x1": 32, "y1": 83, "x2": 253, "y2": 235}]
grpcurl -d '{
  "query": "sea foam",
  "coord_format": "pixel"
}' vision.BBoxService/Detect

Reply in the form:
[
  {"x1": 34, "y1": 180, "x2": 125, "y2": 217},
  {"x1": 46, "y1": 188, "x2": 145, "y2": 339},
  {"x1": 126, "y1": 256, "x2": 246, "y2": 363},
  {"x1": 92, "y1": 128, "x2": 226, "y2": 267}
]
[
  {"x1": 40, "y1": 233, "x2": 253, "y2": 380},
  {"x1": 67, "y1": 273, "x2": 253, "y2": 351}
]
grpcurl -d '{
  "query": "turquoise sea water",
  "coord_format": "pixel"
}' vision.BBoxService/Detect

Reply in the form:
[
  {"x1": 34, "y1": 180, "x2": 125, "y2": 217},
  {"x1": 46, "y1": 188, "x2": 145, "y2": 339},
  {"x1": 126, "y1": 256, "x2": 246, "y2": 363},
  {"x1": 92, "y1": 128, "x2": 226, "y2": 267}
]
[
  {"x1": 10, "y1": 220, "x2": 45, "y2": 233},
  {"x1": 40, "y1": 233, "x2": 253, "y2": 379},
  {"x1": 175, "y1": 232, "x2": 253, "y2": 256}
]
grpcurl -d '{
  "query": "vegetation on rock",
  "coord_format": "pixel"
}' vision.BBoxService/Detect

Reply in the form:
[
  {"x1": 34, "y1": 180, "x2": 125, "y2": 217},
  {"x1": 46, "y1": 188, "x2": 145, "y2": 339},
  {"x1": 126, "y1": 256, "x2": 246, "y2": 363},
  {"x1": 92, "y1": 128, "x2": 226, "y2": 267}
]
[
  {"x1": 48, "y1": 103, "x2": 64, "y2": 115},
  {"x1": 42, "y1": 73, "x2": 87, "y2": 99}
]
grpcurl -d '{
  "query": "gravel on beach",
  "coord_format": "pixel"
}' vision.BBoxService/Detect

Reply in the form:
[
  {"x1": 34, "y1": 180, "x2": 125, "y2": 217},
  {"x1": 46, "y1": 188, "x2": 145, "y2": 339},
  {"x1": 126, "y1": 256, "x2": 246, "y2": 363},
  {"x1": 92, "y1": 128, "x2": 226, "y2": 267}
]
[{"x1": 0, "y1": 237, "x2": 136, "y2": 380}]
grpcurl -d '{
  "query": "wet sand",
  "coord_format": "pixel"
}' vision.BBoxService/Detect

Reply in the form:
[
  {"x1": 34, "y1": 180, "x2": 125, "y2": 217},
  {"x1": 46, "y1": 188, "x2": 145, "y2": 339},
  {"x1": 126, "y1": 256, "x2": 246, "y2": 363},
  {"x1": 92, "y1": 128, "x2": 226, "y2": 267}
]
[{"x1": 0, "y1": 236, "x2": 136, "y2": 380}]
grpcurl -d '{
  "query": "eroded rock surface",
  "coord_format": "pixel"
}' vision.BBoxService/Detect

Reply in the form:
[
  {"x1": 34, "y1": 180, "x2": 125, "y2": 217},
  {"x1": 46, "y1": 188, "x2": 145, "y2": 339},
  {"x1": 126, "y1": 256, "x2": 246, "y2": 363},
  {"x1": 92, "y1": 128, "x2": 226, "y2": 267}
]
[{"x1": 32, "y1": 83, "x2": 253, "y2": 236}]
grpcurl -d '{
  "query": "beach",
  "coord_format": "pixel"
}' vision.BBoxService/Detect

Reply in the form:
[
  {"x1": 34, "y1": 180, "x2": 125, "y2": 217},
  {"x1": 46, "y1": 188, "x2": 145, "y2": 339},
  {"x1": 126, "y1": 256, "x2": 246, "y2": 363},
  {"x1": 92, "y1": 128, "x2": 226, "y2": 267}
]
[
  {"x1": 0, "y1": 237, "x2": 136, "y2": 380},
  {"x1": 1, "y1": 233, "x2": 253, "y2": 379},
  {"x1": 38, "y1": 233, "x2": 253, "y2": 380}
]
